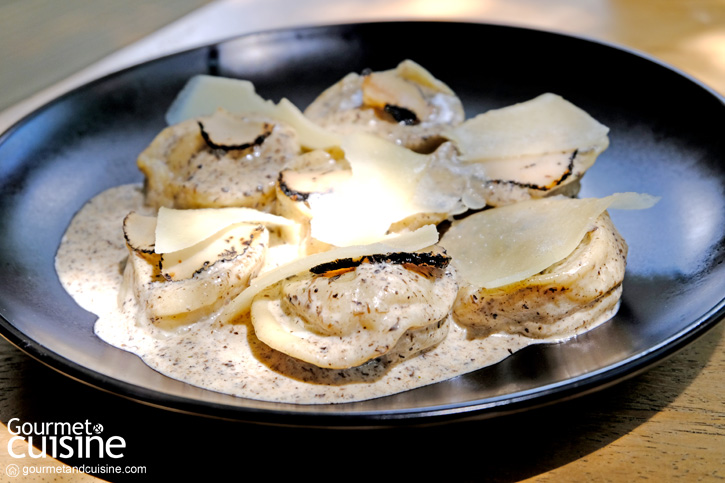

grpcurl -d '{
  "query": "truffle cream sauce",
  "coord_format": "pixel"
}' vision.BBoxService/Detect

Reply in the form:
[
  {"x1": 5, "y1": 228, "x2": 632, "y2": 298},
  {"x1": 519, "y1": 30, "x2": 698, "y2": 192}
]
[{"x1": 56, "y1": 183, "x2": 587, "y2": 405}]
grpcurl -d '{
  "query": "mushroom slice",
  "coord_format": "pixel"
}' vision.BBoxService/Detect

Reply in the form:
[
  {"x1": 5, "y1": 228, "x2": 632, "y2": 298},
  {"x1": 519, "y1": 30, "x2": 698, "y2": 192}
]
[
  {"x1": 250, "y1": 251, "x2": 457, "y2": 369},
  {"x1": 442, "y1": 193, "x2": 659, "y2": 338},
  {"x1": 121, "y1": 211, "x2": 268, "y2": 330}
]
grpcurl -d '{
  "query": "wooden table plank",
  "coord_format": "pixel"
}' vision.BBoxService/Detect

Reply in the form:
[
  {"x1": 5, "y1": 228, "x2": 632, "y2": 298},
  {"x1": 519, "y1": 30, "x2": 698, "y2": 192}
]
[{"x1": 0, "y1": 0, "x2": 212, "y2": 111}]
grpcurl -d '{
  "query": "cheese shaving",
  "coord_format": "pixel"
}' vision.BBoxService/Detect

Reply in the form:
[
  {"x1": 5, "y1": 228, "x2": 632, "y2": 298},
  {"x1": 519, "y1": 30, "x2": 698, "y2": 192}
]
[
  {"x1": 155, "y1": 206, "x2": 293, "y2": 254},
  {"x1": 395, "y1": 59, "x2": 455, "y2": 95},
  {"x1": 272, "y1": 98, "x2": 341, "y2": 149},
  {"x1": 164, "y1": 74, "x2": 340, "y2": 149},
  {"x1": 444, "y1": 93, "x2": 610, "y2": 161},
  {"x1": 307, "y1": 133, "x2": 435, "y2": 246},
  {"x1": 441, "y1": 193, "x2": 659, "y2": 289},
  {"x1": 160, "y1": 223, "x2": 263, "y2": 281},
  {"x1": 165, "y1": 75, "x2": 274, "y2": 125}
]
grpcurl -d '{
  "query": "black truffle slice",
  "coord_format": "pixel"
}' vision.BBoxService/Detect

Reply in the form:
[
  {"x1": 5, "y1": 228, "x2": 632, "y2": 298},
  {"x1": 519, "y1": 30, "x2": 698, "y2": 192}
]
[
  {"x1": 198, "y1": 114, "x2": 274, "y2": 151},
  {"x1": 310, "y1": 250, "x2": 450, "y2": 278}
]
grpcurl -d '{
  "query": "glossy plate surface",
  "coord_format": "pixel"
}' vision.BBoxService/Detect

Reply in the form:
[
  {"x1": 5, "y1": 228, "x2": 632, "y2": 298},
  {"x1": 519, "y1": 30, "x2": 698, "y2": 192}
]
[{"x1": 0, "y1": 22, "x2": 723, "y2": 427}]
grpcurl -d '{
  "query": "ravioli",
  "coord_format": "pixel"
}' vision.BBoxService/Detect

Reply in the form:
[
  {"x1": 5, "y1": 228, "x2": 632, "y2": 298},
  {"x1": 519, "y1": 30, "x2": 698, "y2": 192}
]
[
  {"x1": 304, "y1": 59, "x2": 465, "y2": 153},
  {"x1": 137, "y1": 109, "x2": 301, "y2": 210},
  {"x1": 251, "y1": 257, "x2": 457, "y2": 369},
  {"x1": 218, "y1": 224, "x2": 440, "y2": 322},
  {"x1": 121, "y1": 210, "x2": 268, "y2": 330}
]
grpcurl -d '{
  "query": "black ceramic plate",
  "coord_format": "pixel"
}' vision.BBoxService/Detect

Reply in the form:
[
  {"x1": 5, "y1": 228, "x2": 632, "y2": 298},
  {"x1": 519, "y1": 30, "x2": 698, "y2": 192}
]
[{"x1": 1, "y1": 22, "x2": 723, "y2": 427}]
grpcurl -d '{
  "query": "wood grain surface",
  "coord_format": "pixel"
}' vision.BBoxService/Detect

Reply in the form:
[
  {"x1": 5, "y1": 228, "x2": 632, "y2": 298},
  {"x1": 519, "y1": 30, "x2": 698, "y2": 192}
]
[
  {"x1": 0, "y1": 0, "x2": 213, "y2": 112},
  {"x1": 0, "y1": 0, "x2": 723, "y2": 481}
]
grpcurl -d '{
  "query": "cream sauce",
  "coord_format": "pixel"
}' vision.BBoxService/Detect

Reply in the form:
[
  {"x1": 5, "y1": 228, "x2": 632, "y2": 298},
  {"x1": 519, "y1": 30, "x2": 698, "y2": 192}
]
[{"x1": 55, "y1": 183, "x2": 608, "y2": 405}]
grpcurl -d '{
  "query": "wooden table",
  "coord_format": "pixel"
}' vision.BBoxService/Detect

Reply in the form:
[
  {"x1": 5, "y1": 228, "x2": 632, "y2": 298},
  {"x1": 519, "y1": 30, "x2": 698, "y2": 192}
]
[{"x1": 1, "y1": 1, "x2": 723, "y2": 481}]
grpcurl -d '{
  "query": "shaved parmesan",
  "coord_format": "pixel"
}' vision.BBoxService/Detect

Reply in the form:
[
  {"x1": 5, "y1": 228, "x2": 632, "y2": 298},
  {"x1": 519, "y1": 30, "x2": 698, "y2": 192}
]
[
  {"x1": 441, "y1": 193, "x2": 658, "y2": 289},
  {"x1": 165, "y1": 74, "x2": 340, "y2": 150},
  {"x1": 139, "y1": 225, "x2": 267, "y2": 321},
  {"x1": 445, "y1": 93, "x2": 609, "y2": 161},
  {"x1": 273, "y1": 98, "x2": 341, "y2": 149},
  {"x1": 155, "y1": 206, "x2": 293, "y2": 254},
  {"x1": 395, "y1": 59, "x2": 455, "y2": 95},
  {"x1": 307, "y1": 133, "x2": 439, "y2": 246},
  {"x1": 160, "y1": 223, "x2": 263, "y2": 281},
  {"x1": 218, "y1": 224, "x2": 439, "y2": 322},
  {"x1": 165, "y1": 75, "x2": 274, "y2": 125}
]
